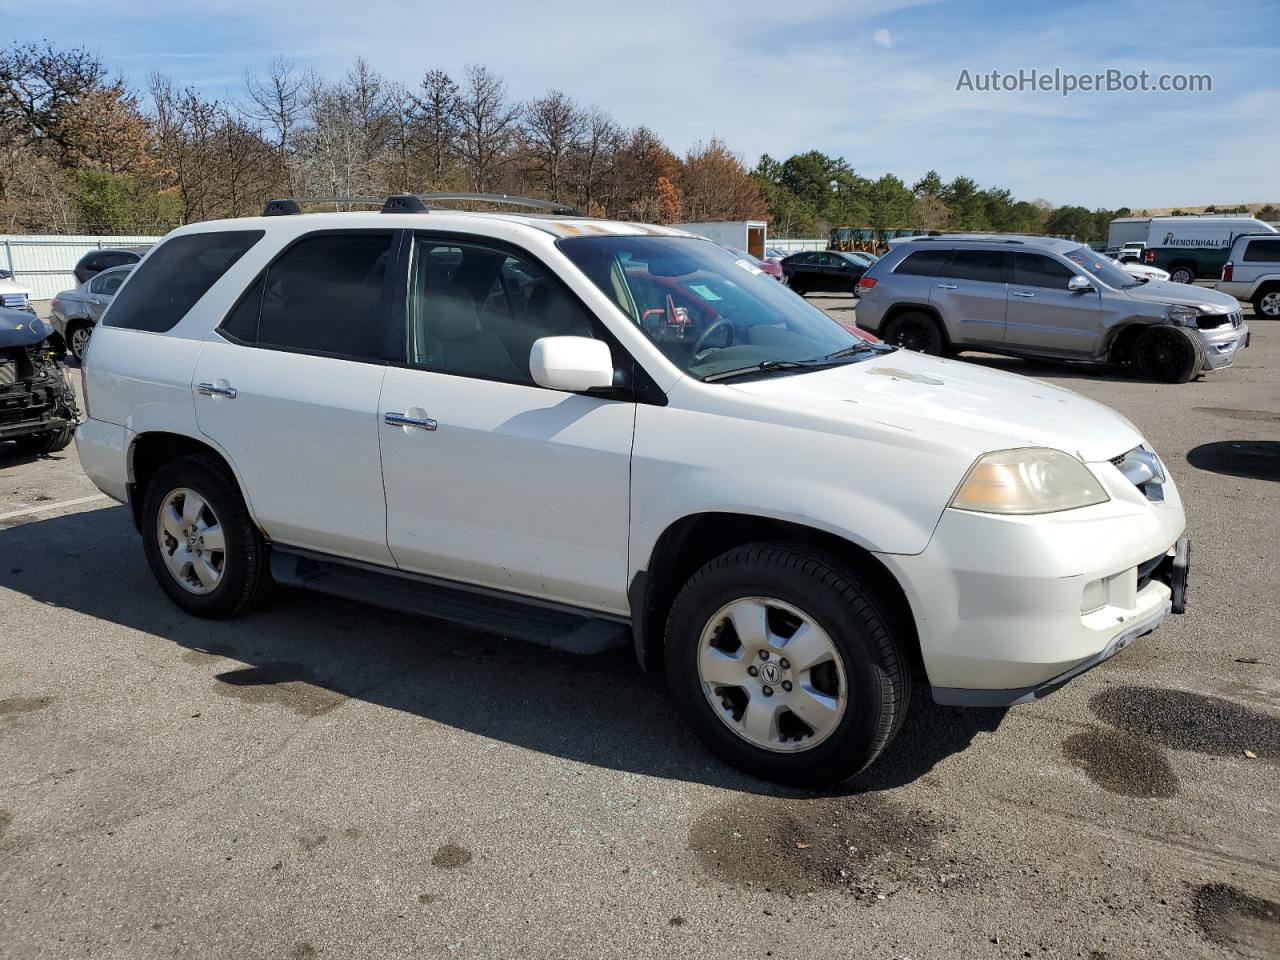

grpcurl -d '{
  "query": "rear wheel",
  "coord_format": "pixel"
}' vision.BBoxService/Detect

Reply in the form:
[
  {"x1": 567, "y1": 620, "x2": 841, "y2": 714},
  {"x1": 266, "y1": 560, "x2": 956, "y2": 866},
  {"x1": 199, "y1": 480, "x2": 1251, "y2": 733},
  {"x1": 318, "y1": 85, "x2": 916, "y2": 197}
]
[
  {"x1": 140, "y1": 455, "x2": 273, "y2": 618},
  {"x1": 882, "y1": 311, "x2": 944, "y2": 355},
  {"x1": 1253, "y1": 286, "x2": 1280, "y2": 319},
  {"x1": 1134, "y1": 324, "x2": 1205, "y2": 383},
  {"x1": 1168, "y1": 264, "x2": 1196, "y2": 285},
  {"x1": 664, "y1": 543, "x2": 909, "y2": 787}
]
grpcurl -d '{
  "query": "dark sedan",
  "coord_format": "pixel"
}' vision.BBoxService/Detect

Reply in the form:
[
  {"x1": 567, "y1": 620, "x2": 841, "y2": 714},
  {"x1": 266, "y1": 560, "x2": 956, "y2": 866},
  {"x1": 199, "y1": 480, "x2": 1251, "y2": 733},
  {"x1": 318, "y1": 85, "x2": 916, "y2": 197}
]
[
  {"x1": 780, "y1": 251, "x2": 868, "y2": 296},
  {"x1": 72, "y1": 248, "x2": 144, "y2": 285}
]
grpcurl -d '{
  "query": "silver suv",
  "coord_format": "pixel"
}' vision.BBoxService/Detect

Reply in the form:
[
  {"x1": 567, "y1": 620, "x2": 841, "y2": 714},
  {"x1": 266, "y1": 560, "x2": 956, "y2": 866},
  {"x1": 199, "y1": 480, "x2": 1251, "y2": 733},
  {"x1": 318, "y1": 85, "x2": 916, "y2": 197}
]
[
  {"x1": 1217, "y1": 233, "x2": 1280, "y2": 319},
  {"x1": 856, "y1": 235, "x2": 1249, "y2": 383}
]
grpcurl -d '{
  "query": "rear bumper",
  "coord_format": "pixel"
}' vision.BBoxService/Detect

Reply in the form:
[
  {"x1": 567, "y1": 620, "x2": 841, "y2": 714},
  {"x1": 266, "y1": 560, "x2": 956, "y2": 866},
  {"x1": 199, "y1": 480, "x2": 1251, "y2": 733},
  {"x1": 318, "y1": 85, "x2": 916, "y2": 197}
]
[{"x1": 74, "y1": 417, "x2": 130, "y2": 503}]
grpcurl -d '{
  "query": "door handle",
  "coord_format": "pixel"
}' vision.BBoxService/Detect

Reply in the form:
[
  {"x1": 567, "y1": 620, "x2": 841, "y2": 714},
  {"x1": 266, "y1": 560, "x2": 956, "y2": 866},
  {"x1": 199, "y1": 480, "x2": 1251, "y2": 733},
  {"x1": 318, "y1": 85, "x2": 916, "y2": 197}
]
[
  {"x1": 385, "y1": 411, "x2": 438, "y2": 431},
  {"x1": 197, "y1": 382, "x2": 237, "y2": 399},
  {"x1": 1011, "y1": 291, "x2": 1036, "y2": 298},
  {"x1": 936, "y1": 283, "x2": 957, "y2": 290}
]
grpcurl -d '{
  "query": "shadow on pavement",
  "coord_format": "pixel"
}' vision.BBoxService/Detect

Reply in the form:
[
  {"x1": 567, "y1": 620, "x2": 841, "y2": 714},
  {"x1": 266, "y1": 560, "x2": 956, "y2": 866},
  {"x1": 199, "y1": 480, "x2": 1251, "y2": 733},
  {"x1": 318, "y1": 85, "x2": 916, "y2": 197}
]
[
  {"x1": 1186, "y1": 440, "x2": 1280, "y2": 482},
  {"x1": 0, "y1": 505, "x2": 1004, "y2": 796}
]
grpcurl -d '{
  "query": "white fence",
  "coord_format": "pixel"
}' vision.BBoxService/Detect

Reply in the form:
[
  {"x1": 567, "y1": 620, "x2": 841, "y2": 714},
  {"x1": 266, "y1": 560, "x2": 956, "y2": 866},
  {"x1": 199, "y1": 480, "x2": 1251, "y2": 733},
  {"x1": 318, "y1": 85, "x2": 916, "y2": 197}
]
[
  {"x1": 767, "y1": 238, "x2": 827, "y2": 254},
  {"x1": 1, "y1": 234, "x2": 160, "y2": 301}
]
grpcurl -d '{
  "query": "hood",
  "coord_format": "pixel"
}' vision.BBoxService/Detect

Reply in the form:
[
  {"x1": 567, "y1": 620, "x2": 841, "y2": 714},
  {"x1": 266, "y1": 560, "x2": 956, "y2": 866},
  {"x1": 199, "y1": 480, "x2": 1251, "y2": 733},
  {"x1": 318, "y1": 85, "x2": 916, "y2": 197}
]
[
  {"x1": 726, "y1": 349, "x2": 1143, "y2": 462},
  {"x1": 0, "y1": 310, "x2": 55, "y2": 348},
  {"x1": 1122, "y1": 279, "x2": 1240, "y2": 312}
]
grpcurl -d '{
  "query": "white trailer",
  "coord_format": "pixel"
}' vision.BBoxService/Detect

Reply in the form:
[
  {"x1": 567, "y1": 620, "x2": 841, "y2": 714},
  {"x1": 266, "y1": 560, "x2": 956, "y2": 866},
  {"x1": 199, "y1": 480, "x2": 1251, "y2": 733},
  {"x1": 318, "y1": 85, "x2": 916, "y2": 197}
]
[
  {"x1": 676, "y1": 221, "x2": 768, "y2": 259},
  {"x1": 1107, "y1": 216, "x2": 1276, "y2": 283}
]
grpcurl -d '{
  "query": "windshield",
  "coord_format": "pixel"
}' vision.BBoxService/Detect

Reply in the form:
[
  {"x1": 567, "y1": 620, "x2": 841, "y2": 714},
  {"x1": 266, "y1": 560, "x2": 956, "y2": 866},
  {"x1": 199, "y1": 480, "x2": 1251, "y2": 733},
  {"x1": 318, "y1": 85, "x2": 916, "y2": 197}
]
[
  {"x1": 558, "y1": 236, "x2": 869, "y2": 380},
  {"x1": 1065, "y1": 246, "x2": 1140, "y2": 288}
]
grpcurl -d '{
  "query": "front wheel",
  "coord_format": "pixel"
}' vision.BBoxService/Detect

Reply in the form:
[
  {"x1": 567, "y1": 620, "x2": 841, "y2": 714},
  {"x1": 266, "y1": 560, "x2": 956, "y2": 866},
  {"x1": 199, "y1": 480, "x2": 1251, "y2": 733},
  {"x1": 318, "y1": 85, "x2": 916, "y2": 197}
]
[
  {"x1": 140, "y1": 455, "x2": 273, "y2": 618},
  {"x1": 1134, "y1": 324, "x2": 1205, "y2": 383},
  {"x1": 664, "y1": 544, "x2": 910, "y2": 787}
]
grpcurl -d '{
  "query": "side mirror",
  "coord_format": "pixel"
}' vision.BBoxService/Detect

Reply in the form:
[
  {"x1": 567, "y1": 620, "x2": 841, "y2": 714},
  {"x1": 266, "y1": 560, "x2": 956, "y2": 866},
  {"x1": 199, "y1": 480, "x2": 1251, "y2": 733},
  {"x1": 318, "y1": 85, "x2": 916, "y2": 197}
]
[
  {"x1": 530, "y1": 336, "x2": 614, "y2": 392},
  {"x1": 1067, "y1": 275, "x2": 1094, "y2": 293}
]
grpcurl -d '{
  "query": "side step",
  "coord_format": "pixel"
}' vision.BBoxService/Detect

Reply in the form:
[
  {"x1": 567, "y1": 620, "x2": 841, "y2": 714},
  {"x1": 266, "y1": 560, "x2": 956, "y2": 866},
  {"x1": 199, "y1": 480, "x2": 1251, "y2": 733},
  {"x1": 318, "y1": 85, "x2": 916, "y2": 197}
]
[{"x1": 270, "y1": 549, "x2": 630, "y2": 655}]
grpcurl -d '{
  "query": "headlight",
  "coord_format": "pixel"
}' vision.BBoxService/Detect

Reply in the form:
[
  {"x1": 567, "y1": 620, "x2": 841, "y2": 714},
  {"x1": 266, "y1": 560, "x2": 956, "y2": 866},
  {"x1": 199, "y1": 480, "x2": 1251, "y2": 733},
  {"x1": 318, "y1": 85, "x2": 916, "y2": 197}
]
[
  {"x1": 1166, "y1": 305, "x2": 1198, "y2": 326},
  {"x1": 951, "y1": 448, "x2": 1110, "y2": 515}
]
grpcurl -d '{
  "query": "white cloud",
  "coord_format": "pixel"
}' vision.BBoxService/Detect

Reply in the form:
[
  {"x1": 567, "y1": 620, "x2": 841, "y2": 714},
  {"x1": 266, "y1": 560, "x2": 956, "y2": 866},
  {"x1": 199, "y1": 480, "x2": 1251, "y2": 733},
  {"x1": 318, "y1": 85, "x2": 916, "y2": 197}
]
[{"x1": 874, "y1": 28, "x2": 893, "y2": 48}]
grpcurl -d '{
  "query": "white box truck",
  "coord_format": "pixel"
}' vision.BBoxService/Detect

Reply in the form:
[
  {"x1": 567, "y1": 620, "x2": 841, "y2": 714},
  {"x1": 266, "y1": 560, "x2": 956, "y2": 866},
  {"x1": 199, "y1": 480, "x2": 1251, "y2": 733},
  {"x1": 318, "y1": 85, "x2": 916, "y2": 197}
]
[{"x1": 1107, "y1": 216, "x2": 1277, "y2": 284}]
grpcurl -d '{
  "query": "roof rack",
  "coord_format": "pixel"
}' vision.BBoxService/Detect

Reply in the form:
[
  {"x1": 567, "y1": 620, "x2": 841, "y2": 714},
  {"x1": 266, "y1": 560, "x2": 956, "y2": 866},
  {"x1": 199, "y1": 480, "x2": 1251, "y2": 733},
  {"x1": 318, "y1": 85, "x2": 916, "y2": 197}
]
[
  {"x1": 909, "y1": 235, "x2": 1028, "y2": 245},
  {"x1": 261, "y1": 193, "x2": 581, "y2": 217}
]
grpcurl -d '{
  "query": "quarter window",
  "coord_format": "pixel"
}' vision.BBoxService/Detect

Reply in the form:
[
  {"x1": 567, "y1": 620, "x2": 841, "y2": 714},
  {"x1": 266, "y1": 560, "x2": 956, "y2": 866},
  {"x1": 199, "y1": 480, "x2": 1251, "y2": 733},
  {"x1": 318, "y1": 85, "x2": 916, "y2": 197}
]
[
  {"x1": 1012, "y1": 253, "x2": 1077, "y2": 289},
  {"x1": 254, "y1": 232, "x2": 397, "y2": 361},
  {"x1": 946, "y1": 249, "x2": 1009, "y2": 284},
  {"x1": 1242, "y1": 239, "x2": 1280, "y2": 263},
  {"x1": 104, "y1": 230, "x2": 263, "y2": 333},
  {"x1": 894, "y1": 249, "x2": 953, "y2": 277},
  {"x1": 408, "y1": 236, "x2": 600, "y2": 385}
]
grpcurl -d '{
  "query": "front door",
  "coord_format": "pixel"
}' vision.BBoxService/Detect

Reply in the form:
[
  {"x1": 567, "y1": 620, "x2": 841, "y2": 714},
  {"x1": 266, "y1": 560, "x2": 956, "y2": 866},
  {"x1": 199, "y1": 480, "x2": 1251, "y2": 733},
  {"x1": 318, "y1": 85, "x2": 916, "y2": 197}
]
[
  {"x1": 193, "y1": 230, "x2": 402, "y2": 565},
  {"x1": 1004, "y1": 252, "x2": 1102, "y2": 355},
  {"x1": 378, "y1": 233, "x2": 634, "y2": 614}
]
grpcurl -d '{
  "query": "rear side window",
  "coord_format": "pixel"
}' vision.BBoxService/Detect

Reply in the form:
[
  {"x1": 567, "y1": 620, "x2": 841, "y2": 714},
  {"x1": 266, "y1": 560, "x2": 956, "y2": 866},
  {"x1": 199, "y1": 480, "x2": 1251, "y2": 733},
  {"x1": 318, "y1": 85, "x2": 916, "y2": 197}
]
[
  {"x1": 104, "y1": 231, "x2": 263, "y2": 333},
  {"x1": 1012, "y1": 253, "x2": 1077, "y2": 288},
  {"x1": 946, "y1": 249, "x2": 1008, "y2": 283},
  {"x1": 254, "y1": 232, "x2": 397, "y2": 361},
  {"x1": 1242, "y1": 239, "x2": 1280, "y2": 263},
  {"x1": 894, "y1": 249, "x2": 953, "y2": 277}
]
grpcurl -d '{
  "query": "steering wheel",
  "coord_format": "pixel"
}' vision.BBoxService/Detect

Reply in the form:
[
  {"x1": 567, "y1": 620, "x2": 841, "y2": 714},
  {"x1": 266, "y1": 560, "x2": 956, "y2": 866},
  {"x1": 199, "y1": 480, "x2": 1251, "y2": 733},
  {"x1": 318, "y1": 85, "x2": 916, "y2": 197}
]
[{"x1": 691, "y1": 318, "x2": 734, "y2": 355}]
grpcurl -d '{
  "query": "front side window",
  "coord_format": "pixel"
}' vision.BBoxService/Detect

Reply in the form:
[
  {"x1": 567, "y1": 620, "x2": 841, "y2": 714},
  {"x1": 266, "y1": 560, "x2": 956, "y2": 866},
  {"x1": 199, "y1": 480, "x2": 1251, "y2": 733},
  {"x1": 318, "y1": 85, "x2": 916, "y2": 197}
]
[
  {"x1": 105, "y1": 230, "x2": 263, "y2": 333},
  {"x1": 408, "y1": 236, "x2": 601, "y2": 385},
  {"x1": 1064, "y1": 246, "x2": 1139, "y2": 288},
  {"x1": 1012, "y1": 253, "x2": 1077, "y2": 289},
  {"x1": 945, "y1": 249, "x2": 1008, "y2": 284},
  {"x1": 559, "y1": 236, "x2": 870, "y2": 381}
]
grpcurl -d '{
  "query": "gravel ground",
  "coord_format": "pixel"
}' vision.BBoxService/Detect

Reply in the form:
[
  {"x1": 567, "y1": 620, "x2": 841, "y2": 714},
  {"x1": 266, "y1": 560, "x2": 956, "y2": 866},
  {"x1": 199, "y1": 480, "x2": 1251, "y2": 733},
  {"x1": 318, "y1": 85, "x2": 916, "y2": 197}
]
[{"x1": 1, "y1": 296, "x2": 1277, "y2": 960}]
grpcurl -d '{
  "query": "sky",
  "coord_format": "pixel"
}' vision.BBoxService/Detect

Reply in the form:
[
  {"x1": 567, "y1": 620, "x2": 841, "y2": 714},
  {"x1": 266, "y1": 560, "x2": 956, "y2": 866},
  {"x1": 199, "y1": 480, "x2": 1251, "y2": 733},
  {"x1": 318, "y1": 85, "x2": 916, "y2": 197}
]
[{"x1": 5, "y1": 0, "x2": 1277, "y2": 209}]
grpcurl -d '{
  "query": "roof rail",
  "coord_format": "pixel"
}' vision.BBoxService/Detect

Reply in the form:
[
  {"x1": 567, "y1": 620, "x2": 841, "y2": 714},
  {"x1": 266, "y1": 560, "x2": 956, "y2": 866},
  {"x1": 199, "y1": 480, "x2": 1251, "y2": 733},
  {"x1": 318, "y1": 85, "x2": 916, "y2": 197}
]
[
  {"x1": 381, "y1": 193, "x2": 580, "y2": 215},
  {"x1": 263, "y1": 197, "x2": 383, "y2": 216},
  {"x1": 909, "y1": 235, "x2": 1029, "y2": 245}
]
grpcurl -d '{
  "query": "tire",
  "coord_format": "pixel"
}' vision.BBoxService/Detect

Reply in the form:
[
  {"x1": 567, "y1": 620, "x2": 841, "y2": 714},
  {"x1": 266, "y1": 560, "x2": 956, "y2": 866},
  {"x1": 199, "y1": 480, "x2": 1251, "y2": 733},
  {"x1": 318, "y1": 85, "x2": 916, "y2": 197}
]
[
  {"x1": 663, "y1": 543, "x2": 910, "y2": 787},
  {"x1": 1168, "y1": 265, "x2": 1196, "y2": 285},
  {"x1": 13, "y1": 425, "x2": 73, "y2": 454},
  {"x1": 1253, "y1": 286, "x2": 1280, "y2": 319},
  {"x1": 791, "y1": 283, "x2": 807, "y2": 297},
  {"x1": 1134, "y1": 324, "x2": 1205, "y2": 383},
  {"x1": 882, "y1": 311, "x2": 944, "y2": 355},
  {"x1": 66, "y1": 321, "x2": 93, "y2": 363},
  {"x1": 140, "y1": 454, "x2": 273, "y2": 618}
]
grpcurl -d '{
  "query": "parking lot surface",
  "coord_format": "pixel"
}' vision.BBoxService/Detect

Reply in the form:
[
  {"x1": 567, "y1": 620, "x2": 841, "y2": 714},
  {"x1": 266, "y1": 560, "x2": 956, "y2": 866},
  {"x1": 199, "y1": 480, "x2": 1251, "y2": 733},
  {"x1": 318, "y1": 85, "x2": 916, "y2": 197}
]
[{"x1": 2, "y1": 299, "x2": 1278, "y2": 960}]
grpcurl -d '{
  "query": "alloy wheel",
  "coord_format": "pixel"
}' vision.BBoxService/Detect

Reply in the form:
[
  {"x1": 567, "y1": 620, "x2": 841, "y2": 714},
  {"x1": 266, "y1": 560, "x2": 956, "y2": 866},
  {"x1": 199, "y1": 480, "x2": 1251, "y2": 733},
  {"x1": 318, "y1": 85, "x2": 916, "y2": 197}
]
[
  {"x1": 156, "y1": 487, "x2": 226, "y2": 594},
  {"x1": 70, "y1": 326, "x2": 92, "y2": 360},
  {"x1": 890, "y1": 318, "x2": 932, "y2": 351},
  {"x1": 697, "y1": 597, "x2": 848, "y2": 753},
  {"x1": 1260, "y1": 291, "x2": 1280, "y2": 317}
]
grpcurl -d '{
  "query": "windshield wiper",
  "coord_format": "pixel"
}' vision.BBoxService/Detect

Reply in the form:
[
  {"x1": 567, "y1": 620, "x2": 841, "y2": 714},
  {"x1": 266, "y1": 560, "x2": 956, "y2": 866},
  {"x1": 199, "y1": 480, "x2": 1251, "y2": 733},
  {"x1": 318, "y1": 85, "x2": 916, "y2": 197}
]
[
  {"x1": 703, "y1": 352, "x2": 871, "y2": 383},
  {"x1": 824, "y1": 342, "x2": 886, "y2": 360}
]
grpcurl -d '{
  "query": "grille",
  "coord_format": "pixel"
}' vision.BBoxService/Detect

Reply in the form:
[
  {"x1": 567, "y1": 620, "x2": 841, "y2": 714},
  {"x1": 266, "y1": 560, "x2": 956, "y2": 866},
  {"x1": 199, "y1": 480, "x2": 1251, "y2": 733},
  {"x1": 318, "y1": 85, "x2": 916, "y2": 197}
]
[
  {"x1": 1196, "y1": 310, "x2": 1242, "y2": 330},
  {"x1": 0, "y1": 356, "x2": 15, "y2": 387}
]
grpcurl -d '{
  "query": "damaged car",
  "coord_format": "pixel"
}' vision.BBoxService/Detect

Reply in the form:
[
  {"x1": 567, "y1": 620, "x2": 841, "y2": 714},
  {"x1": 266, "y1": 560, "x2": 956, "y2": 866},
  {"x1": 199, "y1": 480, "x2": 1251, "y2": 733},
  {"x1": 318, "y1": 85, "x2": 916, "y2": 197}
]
[{"x1": 0, "y1": 308, "x2": 79, "y2": 456}]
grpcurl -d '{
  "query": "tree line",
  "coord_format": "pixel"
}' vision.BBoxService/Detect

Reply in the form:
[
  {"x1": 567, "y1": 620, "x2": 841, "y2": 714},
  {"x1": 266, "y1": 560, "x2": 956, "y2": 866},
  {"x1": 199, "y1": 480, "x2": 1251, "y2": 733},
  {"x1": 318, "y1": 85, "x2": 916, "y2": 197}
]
[{"x1": 0, "y1": 40, "x2": 1194, "y2": 242}]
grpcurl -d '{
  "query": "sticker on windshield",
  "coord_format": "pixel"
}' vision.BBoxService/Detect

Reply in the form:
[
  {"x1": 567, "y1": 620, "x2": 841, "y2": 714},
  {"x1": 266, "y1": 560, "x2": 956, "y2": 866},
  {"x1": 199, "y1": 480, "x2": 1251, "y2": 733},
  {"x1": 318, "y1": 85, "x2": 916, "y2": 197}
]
[
  {"x1": 688, "y1": 283, "x2": 723, "y2": 301},
  {"x1": 734, "y1": 258, "x2": 764, "y2": 276}
]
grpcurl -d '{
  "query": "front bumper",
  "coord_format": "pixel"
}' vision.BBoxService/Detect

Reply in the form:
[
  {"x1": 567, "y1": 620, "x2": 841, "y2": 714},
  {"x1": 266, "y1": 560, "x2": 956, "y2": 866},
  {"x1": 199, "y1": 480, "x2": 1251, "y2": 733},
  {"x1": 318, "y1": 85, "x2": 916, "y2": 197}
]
[
  {"x1": 876, "y1": 454, "x2": 1186, "y2": 704},
  {"x1": 1197, "y1": 318, "x2": 1249, "y2": 370}
]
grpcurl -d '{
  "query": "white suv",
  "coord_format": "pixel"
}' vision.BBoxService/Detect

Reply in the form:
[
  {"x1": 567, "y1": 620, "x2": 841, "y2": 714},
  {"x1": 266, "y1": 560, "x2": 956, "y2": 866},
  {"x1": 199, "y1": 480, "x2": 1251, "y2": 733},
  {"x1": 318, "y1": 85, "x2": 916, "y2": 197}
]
[{"x1": 76, "y1": 195, "x2": 1190, "y2": 786}]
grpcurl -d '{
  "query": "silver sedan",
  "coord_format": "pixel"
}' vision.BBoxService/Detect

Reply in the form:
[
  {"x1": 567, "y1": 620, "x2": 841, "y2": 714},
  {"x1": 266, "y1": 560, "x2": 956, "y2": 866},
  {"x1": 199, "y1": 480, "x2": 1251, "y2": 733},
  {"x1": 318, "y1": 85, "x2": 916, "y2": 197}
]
[{"x1": 49, "y1": 264, "x2": 133, "y2": 362}]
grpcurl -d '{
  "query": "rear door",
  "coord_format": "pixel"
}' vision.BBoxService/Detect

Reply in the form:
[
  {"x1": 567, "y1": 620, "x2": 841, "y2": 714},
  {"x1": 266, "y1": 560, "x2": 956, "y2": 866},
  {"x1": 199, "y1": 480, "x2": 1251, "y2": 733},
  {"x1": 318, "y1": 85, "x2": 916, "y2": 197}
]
[
  {"x1": 930, "y1": 248, "x2": 1009, "y2": 346},
  {"x1": 193, "y1": 230, "x2": 404, "y2": 566},
  {"x1": 1005, "y1": 252, "x2": 1102, "y2": 355},
  {"x1": 87, "y1": 268, "x2": 130, "y2": 323}
]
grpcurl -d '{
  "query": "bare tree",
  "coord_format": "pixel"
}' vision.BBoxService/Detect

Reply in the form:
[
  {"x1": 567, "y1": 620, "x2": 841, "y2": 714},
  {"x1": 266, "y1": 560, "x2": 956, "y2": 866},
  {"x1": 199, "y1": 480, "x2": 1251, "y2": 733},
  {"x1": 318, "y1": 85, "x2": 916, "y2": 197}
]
[
  {"x1": 413, "y1": 68, "x2": 459, "y2": 189},
  {"x1": 572, "y1": 106, "x2": 618, "y2": 214},
  {"x1": 0, "y1": 41, "x2": 109, "y2": 161},
  {"x1": 456, "y1": 64, "x2": 521, "y2": 193},
  {"x1": 243, "y1": 56, "x2": 304, "y2": 190},
  {"x1": 524, "y1": 89, "x2": 583, "y2": 203}
]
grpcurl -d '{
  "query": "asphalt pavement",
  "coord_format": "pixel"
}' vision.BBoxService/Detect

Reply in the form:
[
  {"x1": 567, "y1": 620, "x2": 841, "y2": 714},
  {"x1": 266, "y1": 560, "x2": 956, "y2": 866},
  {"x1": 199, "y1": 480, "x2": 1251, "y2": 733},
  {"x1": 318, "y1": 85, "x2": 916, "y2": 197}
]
[{"x1": 1, "y1": 298, "x2": 1277, "y2": 960}]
